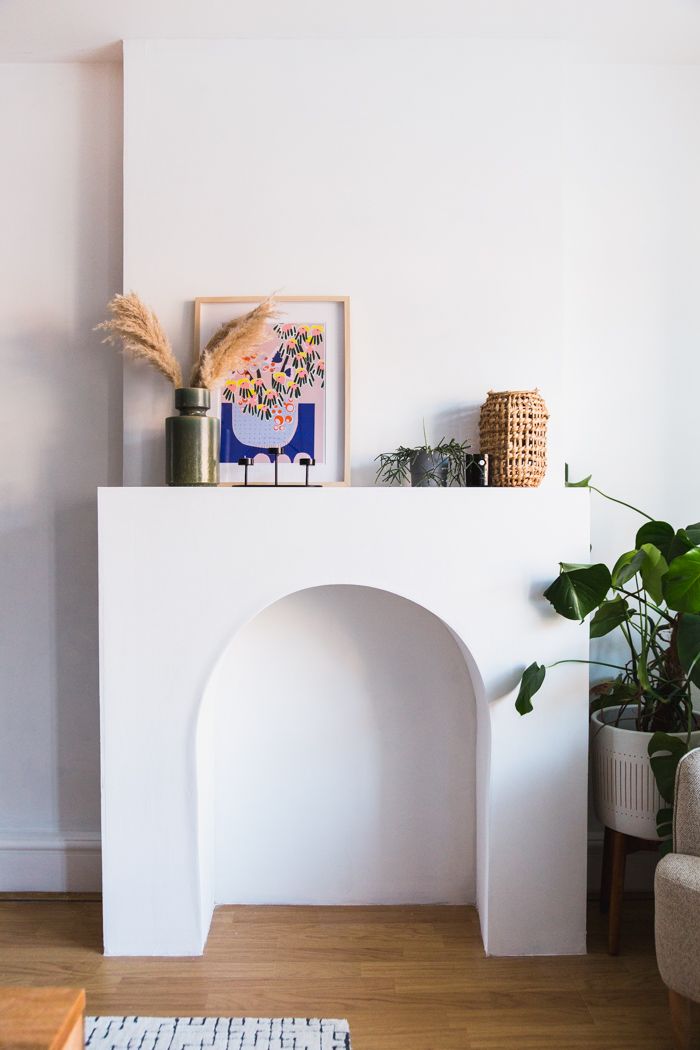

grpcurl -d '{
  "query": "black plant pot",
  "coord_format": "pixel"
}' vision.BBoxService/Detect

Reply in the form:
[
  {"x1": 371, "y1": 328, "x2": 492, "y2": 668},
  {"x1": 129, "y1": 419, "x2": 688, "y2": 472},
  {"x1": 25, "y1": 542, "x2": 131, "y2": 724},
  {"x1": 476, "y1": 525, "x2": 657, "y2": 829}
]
[
  {"x1": 409, "y1": 450, "x2": 449, "y2": 487},
  {"x1": 464, "y1": 453, "x2": 489, "y2": 487}
]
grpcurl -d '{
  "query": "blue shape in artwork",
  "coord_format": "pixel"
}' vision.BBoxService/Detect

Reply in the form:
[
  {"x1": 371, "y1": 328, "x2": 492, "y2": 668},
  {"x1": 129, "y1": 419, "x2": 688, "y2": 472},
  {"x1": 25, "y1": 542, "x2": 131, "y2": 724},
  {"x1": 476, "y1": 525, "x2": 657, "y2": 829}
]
[{"x1": 220, "y1": 401, "x2": 316, "y2": 463}]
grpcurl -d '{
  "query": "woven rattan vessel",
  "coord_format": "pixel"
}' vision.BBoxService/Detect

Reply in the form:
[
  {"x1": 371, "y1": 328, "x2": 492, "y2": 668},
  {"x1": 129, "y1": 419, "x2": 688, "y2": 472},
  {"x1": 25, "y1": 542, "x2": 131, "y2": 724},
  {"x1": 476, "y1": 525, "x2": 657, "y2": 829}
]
[{"x1": 479, "y1": 389, "x2": 549, "y2": 487}]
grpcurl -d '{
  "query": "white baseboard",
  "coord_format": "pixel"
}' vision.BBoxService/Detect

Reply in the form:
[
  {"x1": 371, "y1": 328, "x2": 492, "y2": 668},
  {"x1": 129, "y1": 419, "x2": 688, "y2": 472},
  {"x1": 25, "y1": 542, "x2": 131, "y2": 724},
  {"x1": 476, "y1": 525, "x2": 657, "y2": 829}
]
[
  {"x1": 0, "y1": 831, "x2": 102, "y2": 892},
  {"x1": 0, "y1": 830, "x2": 653, "y2": 897}
]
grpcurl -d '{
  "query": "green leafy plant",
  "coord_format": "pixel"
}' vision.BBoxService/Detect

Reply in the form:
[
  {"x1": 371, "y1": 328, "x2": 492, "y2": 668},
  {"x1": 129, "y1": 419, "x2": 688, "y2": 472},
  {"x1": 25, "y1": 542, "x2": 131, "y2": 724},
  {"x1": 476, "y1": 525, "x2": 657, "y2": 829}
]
[
  {"x1": 516, "y1": 472, "x2": 700, "y2": 850},
  {"x1": 375, "y1": 423, "x2": 471, "y2": 487}
]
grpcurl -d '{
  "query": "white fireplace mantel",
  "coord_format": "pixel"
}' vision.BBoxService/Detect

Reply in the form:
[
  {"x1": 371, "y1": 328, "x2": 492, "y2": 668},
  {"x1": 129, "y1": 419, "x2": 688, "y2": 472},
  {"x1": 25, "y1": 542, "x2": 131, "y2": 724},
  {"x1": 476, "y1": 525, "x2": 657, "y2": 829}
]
[{"x1": 98, "y1": 487, "x2": 589, "y2": 957}]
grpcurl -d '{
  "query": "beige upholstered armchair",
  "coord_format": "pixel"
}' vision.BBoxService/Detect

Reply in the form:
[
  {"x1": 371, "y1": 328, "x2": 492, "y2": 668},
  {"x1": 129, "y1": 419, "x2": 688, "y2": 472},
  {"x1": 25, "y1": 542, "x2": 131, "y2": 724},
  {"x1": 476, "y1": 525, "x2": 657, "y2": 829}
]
[{"x1": 655, "y1": 748, "x2": 700, "y2": 1049}]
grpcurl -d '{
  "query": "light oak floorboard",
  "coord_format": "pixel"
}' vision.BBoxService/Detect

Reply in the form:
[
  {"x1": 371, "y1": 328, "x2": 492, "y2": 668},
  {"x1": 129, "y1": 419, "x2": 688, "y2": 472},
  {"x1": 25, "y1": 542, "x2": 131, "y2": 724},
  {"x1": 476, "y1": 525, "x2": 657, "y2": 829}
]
[{"x1": 0, "y1": 901, "x2": 677, "y2": 1049}]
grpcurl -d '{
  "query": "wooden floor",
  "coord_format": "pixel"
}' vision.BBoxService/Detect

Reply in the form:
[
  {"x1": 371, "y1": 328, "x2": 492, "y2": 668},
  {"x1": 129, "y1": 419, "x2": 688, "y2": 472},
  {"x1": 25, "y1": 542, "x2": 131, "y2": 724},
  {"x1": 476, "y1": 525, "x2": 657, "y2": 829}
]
[{"x1": 0, "y1": 900, "x2": 676, "y2": 1049}]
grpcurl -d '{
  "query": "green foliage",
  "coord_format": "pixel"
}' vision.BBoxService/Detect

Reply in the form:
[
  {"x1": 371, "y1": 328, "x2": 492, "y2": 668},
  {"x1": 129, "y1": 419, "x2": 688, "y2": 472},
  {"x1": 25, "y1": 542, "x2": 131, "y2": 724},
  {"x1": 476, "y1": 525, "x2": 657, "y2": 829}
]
[
  {"x1": 516, "y1": 475, "x2": 700, "y2": 840},
  {"x1": 515, "y1": 663, "x2": 546, "y2": 715},
  {"x1": 589, "y1": 679, "x2": 638, "y2": 712},
  {"x1": 663, "y1": 548, "x2": 700, "y2": 613},
  {"x1": 638, "y1": 543, "x2": 668, "y2": 605},
  {"x1": 565, "y1": 473, "x2": 592, "y2": 487},
  {"x1": 648, "y1": 733, "x2": 689, "y2": 803},
  {"x1": 636, "y1": 521, "x2": 674, "y2": 561},
  {"x1": 611, "y1": 549, "x2": 644, "y2": 588},
  {"x1": 655, "y1": 805, "x2": 675, "y2": 855},
  {"x1": 678, "y1": 614, "x2": 700, "y2": 688},
  {"x1": 668, "y1": 527, "x2": 699, "y2": 561},
  {"x1": 590, "y1": 598, "x2": 630, "y2": 639},
  {"x1": 544, "y1": 564, "x2": 611, "y2": 620}
]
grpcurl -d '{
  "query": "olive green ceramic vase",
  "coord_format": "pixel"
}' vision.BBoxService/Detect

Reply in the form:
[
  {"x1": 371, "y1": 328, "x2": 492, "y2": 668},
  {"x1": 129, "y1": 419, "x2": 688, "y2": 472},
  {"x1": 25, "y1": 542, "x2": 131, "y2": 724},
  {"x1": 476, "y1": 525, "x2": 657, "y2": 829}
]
[{"x1": 165, "y1": 387, "x2": 219, "y2": 486}]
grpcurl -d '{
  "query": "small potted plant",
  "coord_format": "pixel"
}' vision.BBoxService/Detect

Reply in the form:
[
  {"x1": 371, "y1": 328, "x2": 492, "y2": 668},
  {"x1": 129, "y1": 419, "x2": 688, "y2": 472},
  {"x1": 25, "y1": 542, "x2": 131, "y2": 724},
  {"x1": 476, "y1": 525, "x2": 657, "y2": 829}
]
[
  {"x1": 375, "y1": 424, "x2": 471, "y2": 487},
  {"x1": 515, "y1": 473, "x2": 700, "y2": 850}
]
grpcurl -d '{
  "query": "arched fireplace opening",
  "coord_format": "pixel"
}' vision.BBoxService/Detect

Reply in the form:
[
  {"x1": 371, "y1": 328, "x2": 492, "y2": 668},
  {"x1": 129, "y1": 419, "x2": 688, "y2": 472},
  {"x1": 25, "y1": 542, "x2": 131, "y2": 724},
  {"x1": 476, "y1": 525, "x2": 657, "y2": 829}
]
[
  {"x1": 195, "y1": 584, "x2": 490, "y2": 953},
  {"x1": 209, "y1": 585, "x2": 477, "y2": 907}
]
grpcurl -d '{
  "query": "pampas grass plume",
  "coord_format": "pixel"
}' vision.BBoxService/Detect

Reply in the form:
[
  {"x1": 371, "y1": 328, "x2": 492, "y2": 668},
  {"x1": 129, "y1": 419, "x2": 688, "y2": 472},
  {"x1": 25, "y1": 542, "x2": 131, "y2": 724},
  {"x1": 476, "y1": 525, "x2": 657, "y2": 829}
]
[
  {"x1": 191, "y1": 297, "x2": 277, "y2": 388},
  {"x1": 96, "y1": 292, "x2": 183, "y2": 387}
]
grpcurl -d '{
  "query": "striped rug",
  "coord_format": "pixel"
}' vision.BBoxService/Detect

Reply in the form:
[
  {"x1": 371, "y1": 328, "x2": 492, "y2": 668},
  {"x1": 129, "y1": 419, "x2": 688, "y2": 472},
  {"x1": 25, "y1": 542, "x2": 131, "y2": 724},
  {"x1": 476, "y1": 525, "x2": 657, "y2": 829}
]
[{"x1": 85, "y1": 1016, "x2": 351, "y2": 1049}]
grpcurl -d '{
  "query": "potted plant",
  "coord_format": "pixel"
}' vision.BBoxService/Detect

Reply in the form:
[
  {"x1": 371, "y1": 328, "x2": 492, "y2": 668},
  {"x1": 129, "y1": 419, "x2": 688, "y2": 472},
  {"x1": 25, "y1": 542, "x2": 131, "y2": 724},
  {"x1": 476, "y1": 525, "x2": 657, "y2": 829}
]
[
  {"x1": 515, "y1": 473, "x2": 700, "y2": 850},
  {"x1": 375, "y1": 425, "x2": 471, "y2": 487}
]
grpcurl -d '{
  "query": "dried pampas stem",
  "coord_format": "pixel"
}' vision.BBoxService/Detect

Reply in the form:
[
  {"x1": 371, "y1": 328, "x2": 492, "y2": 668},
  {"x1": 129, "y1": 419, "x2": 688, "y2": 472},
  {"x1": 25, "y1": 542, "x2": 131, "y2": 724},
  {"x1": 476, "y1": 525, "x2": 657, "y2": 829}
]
[
  {"x1": 191, "y1": 298, "x2": 277, "y2": 388},
  {"x1": 96, "y1": 292, "x2": 183, "y2": 387}
]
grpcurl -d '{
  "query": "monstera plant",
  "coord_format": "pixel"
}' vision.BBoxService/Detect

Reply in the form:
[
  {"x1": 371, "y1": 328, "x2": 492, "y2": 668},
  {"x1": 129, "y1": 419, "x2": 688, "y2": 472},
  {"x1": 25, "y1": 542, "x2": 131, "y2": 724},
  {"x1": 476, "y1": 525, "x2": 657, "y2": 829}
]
[{"x1": 516, "y1": 474, "x2": 700, "y2": 850}]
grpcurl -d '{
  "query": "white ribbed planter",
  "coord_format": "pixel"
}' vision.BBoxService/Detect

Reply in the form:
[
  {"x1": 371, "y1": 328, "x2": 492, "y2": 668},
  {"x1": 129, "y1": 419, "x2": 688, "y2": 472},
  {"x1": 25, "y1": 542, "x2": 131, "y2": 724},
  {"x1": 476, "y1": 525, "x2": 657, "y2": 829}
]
[{"x1": 591, "y1": 707, "x2": 700, "y2": 841}]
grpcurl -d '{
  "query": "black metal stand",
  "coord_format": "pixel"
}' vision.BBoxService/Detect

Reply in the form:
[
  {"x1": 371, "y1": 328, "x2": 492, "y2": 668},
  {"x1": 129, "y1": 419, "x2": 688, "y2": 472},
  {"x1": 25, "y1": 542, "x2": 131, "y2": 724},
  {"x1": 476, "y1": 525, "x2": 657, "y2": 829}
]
[
  {"x1": 237, "y1": 457, "x2": 255, "y2": 486},
  {"x1": 236, "y1": 451, "x2": 320, "y2": 487},
  {"x1": 267, "y1": 447, "x2": 283, "y2": 486},
  {"x1": 299, "y1": 457, "x2": 316, "y2": 486}
]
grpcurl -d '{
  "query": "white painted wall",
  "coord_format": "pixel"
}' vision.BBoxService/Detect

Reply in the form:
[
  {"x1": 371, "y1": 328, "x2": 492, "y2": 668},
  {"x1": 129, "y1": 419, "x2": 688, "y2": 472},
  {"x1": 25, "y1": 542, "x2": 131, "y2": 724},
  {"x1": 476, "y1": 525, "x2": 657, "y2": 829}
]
[
  {"x1": 4, "y1": 36, "x2": 700, "y2": 897},
  {"x1": 564, "y1": 61, "x2": 700, "y2": 571},
  {"x1": 0, "y1": 63, "x2": 122, "y2": 888},
  {"x1": 564, "y1": 61, "x2": 700, "y2": 890},
  {"x1": 2, "y1": 0, "x2": 700, "y2": 65},
  {"x1": 214, "y1": 586, "x2": 475, "y2": 904},
  {"x1": 122, "y1": 38, "x2": 566, "y2": 488}
]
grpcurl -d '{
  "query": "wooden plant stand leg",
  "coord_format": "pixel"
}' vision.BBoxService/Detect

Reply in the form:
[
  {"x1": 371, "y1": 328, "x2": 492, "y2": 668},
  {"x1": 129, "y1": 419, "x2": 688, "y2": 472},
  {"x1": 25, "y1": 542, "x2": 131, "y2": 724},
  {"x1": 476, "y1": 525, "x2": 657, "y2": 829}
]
[
  {"x1": 602, "y1": 829, "x2": 659, "y2": 955},
  {"x1": 668, "y1": 988, "x2": 694, "y2": 1050},
  {"x1": 600, "y1": 825, "x2": 613, "y2": 914},
  {"x1": 607, "y1": 829, "x2": 627, "y2": 955}
]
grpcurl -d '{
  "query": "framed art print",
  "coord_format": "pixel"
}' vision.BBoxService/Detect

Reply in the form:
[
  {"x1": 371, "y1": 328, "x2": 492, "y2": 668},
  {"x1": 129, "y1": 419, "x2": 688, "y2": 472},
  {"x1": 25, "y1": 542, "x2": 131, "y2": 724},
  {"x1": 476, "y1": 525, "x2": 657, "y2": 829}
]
[{"x1": 194, "y1": 296, "x2": 350, "y2": 485}]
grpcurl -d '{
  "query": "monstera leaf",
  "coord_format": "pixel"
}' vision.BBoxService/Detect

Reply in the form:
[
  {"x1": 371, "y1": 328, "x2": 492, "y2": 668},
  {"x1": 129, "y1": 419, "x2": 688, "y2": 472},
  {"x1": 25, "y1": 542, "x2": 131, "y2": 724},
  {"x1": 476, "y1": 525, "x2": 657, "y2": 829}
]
[
  {"x1": 611, "y1": 549, "x2": 645, "y2": 588},
  {"x1": 611, "y1": 545, "x2": 668, "y2": 602},
  {"x1": 565, "y1": 472, "x2": 592, "y2": 488},
  {"x1": 515, "y1": 662, "x2": 546, "y2": 715},
  {"x1": 684, "y1": 523, "x2": 700, "y2": 546},
  {"x1": 635, "y1": 521, "x2": 675, "y2": 562},
  {"x1": 648, "y1": 732, "x2": 689, "y2": 803},
  {"x1": 656, "y1": 806, "x2": 675, "y2": 855},
  {"x1": 668, "y1": 525, "x2": 700, "y2": 562},
  {"x1": 664, "y1": 549, "x2": 700, "y2": 614},
  {"x1": 590, "y1": 598, "x2": 630, "y2": 639},
  {"x1": 544, "y1": 564, "x2": 611, "y2": 620},
  {"x1": 678, "y1": 613, "x2": 700, "y2": 688},
  {"x1": 638, "y1": 543, "x2": 669, "y2": 605}
]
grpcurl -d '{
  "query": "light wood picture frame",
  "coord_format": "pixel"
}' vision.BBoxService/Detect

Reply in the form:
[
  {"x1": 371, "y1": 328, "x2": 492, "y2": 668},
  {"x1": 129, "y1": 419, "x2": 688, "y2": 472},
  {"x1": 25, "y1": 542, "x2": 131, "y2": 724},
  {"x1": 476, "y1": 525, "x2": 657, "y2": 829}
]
[{"x1": 194, "y1": 296, "x2": 350, "y2": 486}]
